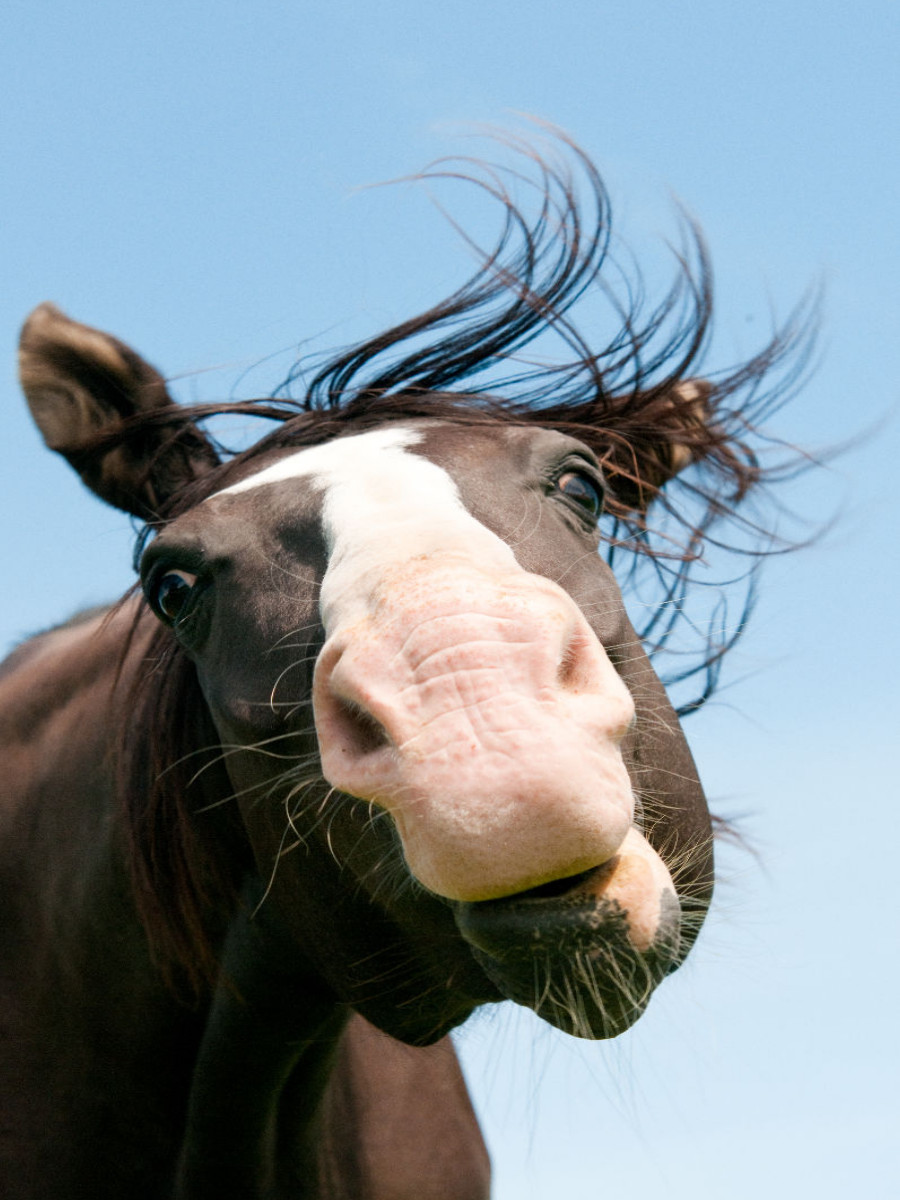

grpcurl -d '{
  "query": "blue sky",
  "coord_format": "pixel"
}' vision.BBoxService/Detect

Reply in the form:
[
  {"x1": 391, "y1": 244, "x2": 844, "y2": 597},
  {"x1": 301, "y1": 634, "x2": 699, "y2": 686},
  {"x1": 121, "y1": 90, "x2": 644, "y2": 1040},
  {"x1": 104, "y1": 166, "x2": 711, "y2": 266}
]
[{"x1": 2, "y1": 3, "x2": 898, "y2": 1196}]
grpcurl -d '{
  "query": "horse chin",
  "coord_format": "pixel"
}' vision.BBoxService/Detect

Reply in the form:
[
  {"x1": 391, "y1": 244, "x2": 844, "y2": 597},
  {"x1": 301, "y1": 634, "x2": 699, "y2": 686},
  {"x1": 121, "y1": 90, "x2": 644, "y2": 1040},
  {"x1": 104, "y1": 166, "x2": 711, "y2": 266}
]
[{"x1": 454, "y1": 874, "x2": 683, "y2": 1040}]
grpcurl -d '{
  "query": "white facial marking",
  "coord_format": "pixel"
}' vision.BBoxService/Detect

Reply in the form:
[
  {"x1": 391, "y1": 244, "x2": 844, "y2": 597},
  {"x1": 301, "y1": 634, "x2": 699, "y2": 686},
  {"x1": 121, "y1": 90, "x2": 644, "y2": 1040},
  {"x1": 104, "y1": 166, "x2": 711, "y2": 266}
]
[
  {"x1": 215, "y1": 427, "x2": 420, "y2": 498},
  {"x1": 214, "y1": 426, "x2": 517, "y2": 629}
]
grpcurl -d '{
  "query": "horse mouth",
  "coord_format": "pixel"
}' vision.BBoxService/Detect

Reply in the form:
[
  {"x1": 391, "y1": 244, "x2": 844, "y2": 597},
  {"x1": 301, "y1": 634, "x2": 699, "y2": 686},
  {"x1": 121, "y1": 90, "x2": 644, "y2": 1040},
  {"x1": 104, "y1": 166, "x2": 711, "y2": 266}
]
[{"x1": 454, "y1": 860, "x2": 683, "y2": 1040}]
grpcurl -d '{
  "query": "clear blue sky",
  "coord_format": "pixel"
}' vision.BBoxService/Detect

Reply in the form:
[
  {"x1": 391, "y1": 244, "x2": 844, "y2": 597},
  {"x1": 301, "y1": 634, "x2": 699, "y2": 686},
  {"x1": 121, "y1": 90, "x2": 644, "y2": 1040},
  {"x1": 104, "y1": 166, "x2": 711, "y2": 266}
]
[{"x1": 2, "y1": 4, "x2": 898, "y2": 1197}]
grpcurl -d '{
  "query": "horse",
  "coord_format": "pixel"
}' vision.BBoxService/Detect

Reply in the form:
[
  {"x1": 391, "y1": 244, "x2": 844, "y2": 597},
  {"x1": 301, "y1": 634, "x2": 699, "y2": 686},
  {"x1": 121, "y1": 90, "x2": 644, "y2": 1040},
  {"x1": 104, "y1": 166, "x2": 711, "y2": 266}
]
[{"x1": 0, "y1": 141, "x2": 805, "y2": 1198}]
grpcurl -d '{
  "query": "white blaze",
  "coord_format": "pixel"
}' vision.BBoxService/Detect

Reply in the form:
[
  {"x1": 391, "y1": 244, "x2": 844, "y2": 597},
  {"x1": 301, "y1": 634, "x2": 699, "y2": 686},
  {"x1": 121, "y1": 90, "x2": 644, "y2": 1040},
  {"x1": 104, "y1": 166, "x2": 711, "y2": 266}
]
[{"x1": 214, "y1": 426, "x2": 518, "y2": 629}]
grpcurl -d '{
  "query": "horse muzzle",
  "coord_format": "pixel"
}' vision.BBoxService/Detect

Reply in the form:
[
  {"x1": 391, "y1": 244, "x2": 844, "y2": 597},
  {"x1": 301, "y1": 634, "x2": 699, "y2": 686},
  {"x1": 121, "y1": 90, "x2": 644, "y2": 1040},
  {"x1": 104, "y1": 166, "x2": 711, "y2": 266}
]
[{"x1": 312, "y1": 558, "x2": 677, "y2": 938}]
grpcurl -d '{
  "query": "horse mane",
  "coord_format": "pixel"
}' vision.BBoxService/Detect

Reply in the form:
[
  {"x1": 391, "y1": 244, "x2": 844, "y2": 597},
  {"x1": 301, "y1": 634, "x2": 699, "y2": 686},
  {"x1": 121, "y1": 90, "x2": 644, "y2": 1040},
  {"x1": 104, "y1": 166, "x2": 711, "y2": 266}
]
[
  {"x1": 106, "y1": 132, "x2": 815, "y2": 992},
  {"x1": 117, "y1": 132, "x2": 814, "y2": 682}
]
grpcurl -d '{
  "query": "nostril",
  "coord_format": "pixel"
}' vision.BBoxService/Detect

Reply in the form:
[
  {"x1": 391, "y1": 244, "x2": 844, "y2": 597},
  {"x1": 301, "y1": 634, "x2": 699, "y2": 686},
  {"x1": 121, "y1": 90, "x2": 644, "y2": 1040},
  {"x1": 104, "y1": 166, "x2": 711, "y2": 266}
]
[
  {"x1": 333, "y1": 696, "x2": 391, "y2": 758},
  {"x1": 553, "y1": 617, "x2": 636, "y2": 741},
  {"x1": 556, "y1": 623, "x2": 598, "y2": 693},
  {"x1": 557, "y1": 639, "x2": 578, "y2": 690}
]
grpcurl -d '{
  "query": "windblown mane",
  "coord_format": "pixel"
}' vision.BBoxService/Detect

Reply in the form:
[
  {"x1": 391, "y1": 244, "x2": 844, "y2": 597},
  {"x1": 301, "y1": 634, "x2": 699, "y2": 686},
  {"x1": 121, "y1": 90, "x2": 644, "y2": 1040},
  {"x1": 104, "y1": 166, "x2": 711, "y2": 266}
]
[{"x1": 105, "y1": 133, "x2": 814, "y2": 990}]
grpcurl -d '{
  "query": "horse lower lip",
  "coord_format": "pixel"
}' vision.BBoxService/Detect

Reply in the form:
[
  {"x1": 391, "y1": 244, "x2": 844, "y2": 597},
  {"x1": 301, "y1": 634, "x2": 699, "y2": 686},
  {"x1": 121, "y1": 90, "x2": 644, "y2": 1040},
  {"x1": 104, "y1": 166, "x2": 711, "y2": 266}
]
[
  {"x1": 454, "y1": 885, "x2": 682, "y2": 1041},
  {"x1": 454, "y1": 875, "x2": 620, "y2": 960},
  {"x1": 454, "y1": 861, "x2": 681, "y2": 966}
]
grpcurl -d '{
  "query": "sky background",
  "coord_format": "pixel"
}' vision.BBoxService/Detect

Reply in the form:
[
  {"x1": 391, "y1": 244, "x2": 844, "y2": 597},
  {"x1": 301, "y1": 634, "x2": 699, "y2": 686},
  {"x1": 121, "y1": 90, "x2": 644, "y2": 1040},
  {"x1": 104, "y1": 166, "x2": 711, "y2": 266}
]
[{"x1": 2, "y1": 3, "x2": 898, "y2": 1197}]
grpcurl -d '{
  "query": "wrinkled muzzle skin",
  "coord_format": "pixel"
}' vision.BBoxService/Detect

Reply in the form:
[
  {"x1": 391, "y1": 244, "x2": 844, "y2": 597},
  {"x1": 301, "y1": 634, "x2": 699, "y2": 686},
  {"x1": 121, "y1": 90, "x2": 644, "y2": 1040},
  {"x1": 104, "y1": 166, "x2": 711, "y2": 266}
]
[
  {"x1": 175, "y1": 420, "x2": 713, "y2": 1041},
  {"x1": 314, "y1": 560, "x2": 639, "y2": 902}
]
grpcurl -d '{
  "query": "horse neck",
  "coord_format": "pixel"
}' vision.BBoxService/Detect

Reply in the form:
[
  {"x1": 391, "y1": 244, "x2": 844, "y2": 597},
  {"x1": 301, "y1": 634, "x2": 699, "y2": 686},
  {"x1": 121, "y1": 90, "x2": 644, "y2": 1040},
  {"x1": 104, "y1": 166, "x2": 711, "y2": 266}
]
[{"x1": 175, "y1": 884, "x2": 352, "y2": 1197}]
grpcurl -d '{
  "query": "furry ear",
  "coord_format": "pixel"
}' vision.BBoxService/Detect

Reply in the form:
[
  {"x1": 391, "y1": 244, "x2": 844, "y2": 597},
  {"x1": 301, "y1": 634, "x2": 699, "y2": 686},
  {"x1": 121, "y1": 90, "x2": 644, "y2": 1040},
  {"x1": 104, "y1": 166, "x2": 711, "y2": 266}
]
[
  {"x1": 603, "y1": 379, "x2": 715, "y2": 512},
  {"x1": 19, "y1": 303, "x2": 219, "y2": 520}
]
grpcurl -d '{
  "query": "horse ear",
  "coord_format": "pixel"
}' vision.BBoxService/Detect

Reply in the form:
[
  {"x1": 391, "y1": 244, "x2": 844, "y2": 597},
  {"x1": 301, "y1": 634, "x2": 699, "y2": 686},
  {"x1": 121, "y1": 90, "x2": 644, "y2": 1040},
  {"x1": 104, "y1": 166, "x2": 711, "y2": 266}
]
[
  {"x1": 18, "y1": 303, "x2": 220, "y2": 520},
  {"x1": 606, "y1": 379, "x2": 715, "y2": 511},
  {"x1": 657, "y1": 380, "x2": 712, "y2": 478}
]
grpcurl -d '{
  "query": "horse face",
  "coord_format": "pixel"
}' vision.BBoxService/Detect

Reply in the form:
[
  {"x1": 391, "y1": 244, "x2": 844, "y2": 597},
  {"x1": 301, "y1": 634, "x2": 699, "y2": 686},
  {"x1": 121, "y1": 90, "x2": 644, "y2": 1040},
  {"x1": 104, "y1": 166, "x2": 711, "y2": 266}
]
[{"x1": 140, "y1": 418, "x2": 712, "y2": 1039}]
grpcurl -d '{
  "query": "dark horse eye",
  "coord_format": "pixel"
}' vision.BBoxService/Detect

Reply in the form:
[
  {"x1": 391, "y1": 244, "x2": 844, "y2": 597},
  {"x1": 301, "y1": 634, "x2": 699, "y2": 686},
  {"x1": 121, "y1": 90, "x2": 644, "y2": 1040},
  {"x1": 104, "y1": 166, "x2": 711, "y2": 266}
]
[
  {"x1": 150, "y1": 570, "x2": 197, "y2": 622},
  {"x1": 556, "y1": 470, "x2": 603, "y2": 518}
]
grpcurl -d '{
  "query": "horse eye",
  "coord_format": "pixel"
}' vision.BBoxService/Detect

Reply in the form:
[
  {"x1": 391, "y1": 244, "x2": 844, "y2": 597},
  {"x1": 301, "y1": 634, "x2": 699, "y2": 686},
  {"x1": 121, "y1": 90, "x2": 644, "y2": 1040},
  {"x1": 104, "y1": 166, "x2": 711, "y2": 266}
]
[
  {"x1": 150, "y1": 570, "x2": 197, "y2": 622},
  {"x1": 556, "y1": 470, "x2": 603, "y2": 517}
]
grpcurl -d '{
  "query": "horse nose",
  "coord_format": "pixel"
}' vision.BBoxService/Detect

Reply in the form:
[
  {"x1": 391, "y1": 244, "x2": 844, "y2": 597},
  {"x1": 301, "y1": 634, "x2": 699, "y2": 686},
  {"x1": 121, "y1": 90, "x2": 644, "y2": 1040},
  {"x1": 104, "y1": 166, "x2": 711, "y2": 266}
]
[
  {"x1": 316, "y1": 671, "x2": 394, "y2": 762},
  {"x1": 312, "y1": 561, "x2": 636, "y2": 901},
  {"x1": 315, "y1": 575, "x2": 631, "y2": 756}
]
